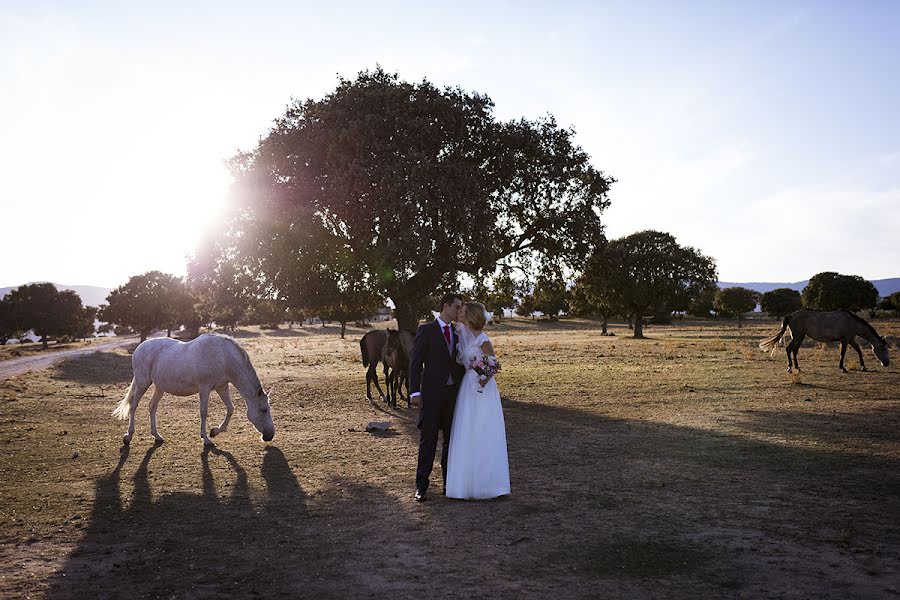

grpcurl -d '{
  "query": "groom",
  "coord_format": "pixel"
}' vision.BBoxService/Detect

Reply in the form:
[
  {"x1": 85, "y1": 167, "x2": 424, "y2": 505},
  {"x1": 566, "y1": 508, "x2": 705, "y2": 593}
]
[{"x1": 409, "y1": 292, "x2": 465, "y2": 501}]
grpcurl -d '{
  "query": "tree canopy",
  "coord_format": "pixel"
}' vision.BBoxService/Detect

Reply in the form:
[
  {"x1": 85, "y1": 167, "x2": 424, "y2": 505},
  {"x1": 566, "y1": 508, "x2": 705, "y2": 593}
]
[
  {"x1": 580, "y1": 231, "x2": 717, "y2": 338},
  {"x1": 2, "y1": 283, "x2": 88, "y2": 348},
  {"x1": 801, "y1": 272, "x2": 878, "y2": 313},
  {"x1": 210, "y1": 67, "x2": 614, "y2": 330},
  {"x1": 99, "y1": 271, "x2": 188, "y2": 341},
  {"x1": 714, "y1": 287, "x2": 759, "y2": 327},
  {"x1": 760, "y1": 287, "x2": 802, "y2": 318}
]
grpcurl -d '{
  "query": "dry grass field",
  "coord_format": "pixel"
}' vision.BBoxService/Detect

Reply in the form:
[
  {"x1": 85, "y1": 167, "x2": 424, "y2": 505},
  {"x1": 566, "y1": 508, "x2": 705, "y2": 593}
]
[{"x1": 1, "y1": 318, "x2": 898, "y2": 599}]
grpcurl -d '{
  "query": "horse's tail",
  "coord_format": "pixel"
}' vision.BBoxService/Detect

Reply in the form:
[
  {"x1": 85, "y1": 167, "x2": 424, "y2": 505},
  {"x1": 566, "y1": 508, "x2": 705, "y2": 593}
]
[
  {"x1": 360, "y1": 335, "x2": 369, "y2": 368},
  {"x1": 759, "y1": 315, "x2": 791, "y2": 355},
  {"x1": 112, "y1": 379, "x2": 135, "y2": 420}
]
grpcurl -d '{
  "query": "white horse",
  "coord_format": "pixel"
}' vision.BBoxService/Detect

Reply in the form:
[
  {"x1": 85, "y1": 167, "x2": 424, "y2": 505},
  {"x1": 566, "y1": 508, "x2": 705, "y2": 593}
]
[{"x1": 113, "y1": 333, "x2": 275, "y2": 446}]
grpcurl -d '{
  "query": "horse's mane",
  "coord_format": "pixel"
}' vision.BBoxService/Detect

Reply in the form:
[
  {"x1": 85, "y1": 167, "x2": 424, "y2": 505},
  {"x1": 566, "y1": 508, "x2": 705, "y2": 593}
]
[{"x1": 840, "y1": 309, "x2": 882, "y2": 339}]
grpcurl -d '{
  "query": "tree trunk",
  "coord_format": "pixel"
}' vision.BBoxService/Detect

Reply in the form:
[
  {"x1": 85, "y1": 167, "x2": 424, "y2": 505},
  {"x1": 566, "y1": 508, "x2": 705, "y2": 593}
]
[
  {"x1": 393, "y1": 299, "x2": 420, "y2": 332},
  {"x1": 633, "y1": 310, "x2": 645, "y2": 339},
  {"x1": 140, "y1": 330, "x2": 148, "y2": 342},
  {"x1": 167, "y1": 327, "x2": 172, "y2": 338},
  {"x1": 738, "y1": 315, "x2": 743, "y2": 328},
  {"x1": 601, "y1": 316, "x2": 608, "y2": 335},
  {"x1": 340, "y1": 321, "x2": 347, "y2": 339},
  {"x1": 41, "y1": 335, "x2": 48, "y2": 349}
]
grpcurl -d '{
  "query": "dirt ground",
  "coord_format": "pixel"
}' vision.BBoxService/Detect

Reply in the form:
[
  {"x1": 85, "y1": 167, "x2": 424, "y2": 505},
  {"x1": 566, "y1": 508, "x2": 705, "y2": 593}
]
[{"x1": 1, "y1": 318, "x2": 898, "y2": 599}]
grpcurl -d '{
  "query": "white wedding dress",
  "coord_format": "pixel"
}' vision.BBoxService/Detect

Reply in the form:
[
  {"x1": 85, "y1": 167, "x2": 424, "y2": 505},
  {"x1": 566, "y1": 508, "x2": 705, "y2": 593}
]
[{"x1": 445, "y1": 324, "x2": 511, "y2": 500}]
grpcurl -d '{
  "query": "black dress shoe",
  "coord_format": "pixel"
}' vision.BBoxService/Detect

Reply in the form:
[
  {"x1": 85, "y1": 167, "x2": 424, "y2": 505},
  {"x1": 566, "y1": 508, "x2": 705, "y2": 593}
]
[{"x1": 414, "y1": 490, "x2": 427, "y2": 502}]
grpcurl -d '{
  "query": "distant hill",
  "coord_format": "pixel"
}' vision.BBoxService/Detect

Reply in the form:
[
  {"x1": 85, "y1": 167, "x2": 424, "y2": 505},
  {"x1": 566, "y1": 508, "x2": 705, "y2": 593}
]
[
  {"x1": 0, "y1": 283, "x2": 113, "y2": 307},
  {"x1": 718, "y1": 278, "x2": 900, "y2": 298}
]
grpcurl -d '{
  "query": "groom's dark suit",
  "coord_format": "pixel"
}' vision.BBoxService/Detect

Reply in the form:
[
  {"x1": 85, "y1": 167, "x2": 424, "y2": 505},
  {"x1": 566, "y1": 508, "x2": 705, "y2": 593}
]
[{"x1": 409, "y1": 318, "x2": 466, "y2": 494}]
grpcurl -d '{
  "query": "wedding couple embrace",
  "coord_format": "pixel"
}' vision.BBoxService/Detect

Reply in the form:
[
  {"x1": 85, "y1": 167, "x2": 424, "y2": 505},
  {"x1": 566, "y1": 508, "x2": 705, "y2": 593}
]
[{"x1": 409, "y1": 293, "x2": 510, "y2": 501}]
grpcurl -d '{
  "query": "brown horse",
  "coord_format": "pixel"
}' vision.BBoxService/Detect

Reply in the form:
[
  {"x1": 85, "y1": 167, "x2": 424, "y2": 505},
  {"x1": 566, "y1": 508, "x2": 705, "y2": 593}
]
[
  {"x1": 382, "y1": 329, "x2": 414, "y2": 408},
  {"x1": 359, "y1": 330, "x2": 389, "y2": 401},
  {"x1": 759, "y1": 309, "x2": 890, "y2": 373}
]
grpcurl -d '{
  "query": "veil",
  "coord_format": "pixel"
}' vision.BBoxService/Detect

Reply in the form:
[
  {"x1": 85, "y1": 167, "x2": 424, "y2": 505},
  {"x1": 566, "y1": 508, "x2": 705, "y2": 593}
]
[{"x1": 455, "y1": 322, "x2": 476, "y2": 365}]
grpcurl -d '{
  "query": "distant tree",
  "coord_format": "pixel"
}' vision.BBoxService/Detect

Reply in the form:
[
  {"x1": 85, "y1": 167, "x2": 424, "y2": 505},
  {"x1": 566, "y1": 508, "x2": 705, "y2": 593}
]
[
  {"x1": 243, "y1": 298, "x2": 287, "y2": 329},
  {"x1": 0, "y1": 297, "x2": 24, "y2": 345},
  {"x1": 532, "y1": 266, "x2": 569, "y2": 320},
  {"x1": 879, "y1": 291, "x2": 900, "y2": 316},
  {"x1": 802, "y1": 272, "x2": 878, "y2": 313},
  {"x1": 483, "y1": 270, "x2": 518, "y2": 323},
  {"x1": 570, "y1": 275, "x2": 621, "y2": 335},
  {"x1": 66, "y1": 305, "x2": 98, "y2": 340},
  {"x1": 99, "y1": 271, "x2": 185, "y2": 341},
  {"x1": 585, "y1": 231, "x2": 717, "y2": 338},
  {"x1": 761, "y1": 288, "x2": 802, "y2": 319},
  {"x1": 3, "y1": 283, "x2": 85, "y2": 348},
  {"x1": 686, "y1": 284, "x2": 717, "y2": 318},
  {"x1": 216, "y1": 67, "x2": 613, "y2": 332},
  {"x1": 714, "y1": 287, "x2": 759, "y2": 328},
  {"x1": 516, "y1": 293, "x2": 537, "y2": 319}
]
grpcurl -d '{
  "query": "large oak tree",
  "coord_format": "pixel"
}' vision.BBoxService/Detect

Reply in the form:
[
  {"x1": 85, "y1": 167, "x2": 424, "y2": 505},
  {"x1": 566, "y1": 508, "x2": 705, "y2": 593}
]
[
  {"x1": 582, "y1": 231, "x2": 717, "y2": 338},
  {"x1": 216, "y1": 68, "x2": 613, "y2": 330}
]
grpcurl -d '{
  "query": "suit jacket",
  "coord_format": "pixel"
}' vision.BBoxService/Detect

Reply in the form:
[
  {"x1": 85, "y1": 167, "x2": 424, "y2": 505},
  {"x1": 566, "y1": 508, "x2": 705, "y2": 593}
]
[{"x1": 409, "y1": 320, "x2": 465, "y2": 397}]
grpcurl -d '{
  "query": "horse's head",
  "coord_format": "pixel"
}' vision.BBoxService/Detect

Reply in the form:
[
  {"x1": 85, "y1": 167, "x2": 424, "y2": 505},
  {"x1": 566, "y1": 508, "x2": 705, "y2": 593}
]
[
  {"x1": 246, "y1": 385, "x2": 276, "y2": 442},
  {"x1": 873, "y1": 336, "x2": 890, "y2": 367},
  {"x1": 385, "y1": 329, "x2": 401, "y2": 354}
]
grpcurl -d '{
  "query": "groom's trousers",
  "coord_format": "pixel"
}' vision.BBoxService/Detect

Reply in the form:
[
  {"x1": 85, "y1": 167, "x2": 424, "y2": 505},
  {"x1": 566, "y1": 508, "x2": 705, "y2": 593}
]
[{"x1": 415, "y1": 384, "x2": 457, "y2": 493}]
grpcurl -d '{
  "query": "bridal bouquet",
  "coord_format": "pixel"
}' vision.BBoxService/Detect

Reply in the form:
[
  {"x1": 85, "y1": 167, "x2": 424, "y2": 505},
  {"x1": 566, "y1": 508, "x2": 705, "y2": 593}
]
[{"x1": 471, "y1": 353, "x2": 501, "y2": 393}]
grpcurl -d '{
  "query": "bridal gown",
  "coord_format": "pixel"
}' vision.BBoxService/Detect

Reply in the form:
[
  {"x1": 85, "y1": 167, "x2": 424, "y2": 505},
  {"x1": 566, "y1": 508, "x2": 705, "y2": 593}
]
[{"x1": 445, "y1": 326, "x2": 511, "y2": 500}]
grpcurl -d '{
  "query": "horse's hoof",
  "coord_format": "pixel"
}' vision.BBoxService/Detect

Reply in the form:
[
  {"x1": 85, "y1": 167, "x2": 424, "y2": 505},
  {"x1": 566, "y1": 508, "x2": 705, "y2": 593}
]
[
  {"x1": 210, "y1": 427, "x2": 219, "y2": 437},
  {"x1": 122, "y1": 434, "x2": 131, "y2": 446},
  {"x1": 153, "y1": 437, "x2": 165, "y2": 446},
  {"x1": 841, "y1": 368, "x2": 848, "y2": 373},
  {"x1": 861, "y1": 367, "x2": 868, "y2": 372}
]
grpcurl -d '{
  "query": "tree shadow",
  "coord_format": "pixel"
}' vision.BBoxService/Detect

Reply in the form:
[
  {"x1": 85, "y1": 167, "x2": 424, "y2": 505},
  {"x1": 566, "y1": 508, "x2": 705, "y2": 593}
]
[
  {"x1": 50, "y1": 352, "x2": 133, "y2": 385},
  {"x1": 724, "y1": 406, "x2": 900, "y2": 450},
  {"x1": 47, "y1": 444, "x2": 324, "y2": 599},
  {"x1": 391, "y1": 396, "x2": 900, "y2": 597}
]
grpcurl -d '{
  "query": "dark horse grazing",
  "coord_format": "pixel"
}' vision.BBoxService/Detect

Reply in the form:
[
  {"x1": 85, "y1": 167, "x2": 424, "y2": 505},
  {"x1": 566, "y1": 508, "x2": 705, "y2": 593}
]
[
  {"x1": 360, "y1": 330, "x2": 389, "y2": 401},
  {"x1": 759, "y1": 309, "x2": 890, "y2": 373},
  {"x1": 382, "y1": 329, "x2": 414, "y2": 408}
]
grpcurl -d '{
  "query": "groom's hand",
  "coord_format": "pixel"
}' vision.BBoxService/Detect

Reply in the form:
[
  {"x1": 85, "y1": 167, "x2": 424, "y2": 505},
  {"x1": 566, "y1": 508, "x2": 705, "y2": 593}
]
[{"x1": 410, "y1": 393, "x2": 422, "y2": 408}]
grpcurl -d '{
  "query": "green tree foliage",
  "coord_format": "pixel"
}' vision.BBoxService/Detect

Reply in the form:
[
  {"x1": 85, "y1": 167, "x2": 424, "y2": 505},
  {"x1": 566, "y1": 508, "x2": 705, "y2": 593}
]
[
  {"x1": 801, "y1": 272, "x2": 878, "y2": 312},
  {"x1": 3, "y1": 283, "x2": 86, "y2": 348},
  {"x1": 532, "y1": 266, "x2": 569, "y2": 320},
  {"x1": 585, "y1": 231, "x2": 717, "y2": 339},
  {"x1": 515, "y1": 293, "x2": 537, "y2": 319},
  {"x1": 760, "y1": 287, "x2": 802, "y2": 318},
  {"x1": 243, "y1": 298, "x2": 287, "y2": 329},
  {"x1": 570, "y1": 274, "x2": 621, "y2": 335},
  {"x1": 187, "y1": 245, "x2": 254, "y2": 332},
  {"x1": 879, "y1": 291, "x2": 900, "y2": 316},
  {"x1": 714, "y1": 287, "x2": 759, "y2": 327},
  {"x1": 0, "y1": 296, "x2": 24, "y2": 345},
  {"x1": 216, "y1": 67, "x2": 613, "y2": 331},
  {"x1": 99, "y1": 271, "x2": 188, "y2": 341},
  {"x1": 686, "y1": 284, "x2": 717, "y2": 318},
  {"x1": 482, "y1": 270, "x2": 518, "y2": 323}
]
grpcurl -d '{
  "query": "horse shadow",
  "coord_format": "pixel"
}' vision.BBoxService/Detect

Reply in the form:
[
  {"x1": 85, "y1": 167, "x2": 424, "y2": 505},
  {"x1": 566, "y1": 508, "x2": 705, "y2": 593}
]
[
  {"x1": 47, "y1": 444, "x2": 318, "y2": 599},
  {"x1": 51, "y1": 351, "x2": 133, "y2": 385}
]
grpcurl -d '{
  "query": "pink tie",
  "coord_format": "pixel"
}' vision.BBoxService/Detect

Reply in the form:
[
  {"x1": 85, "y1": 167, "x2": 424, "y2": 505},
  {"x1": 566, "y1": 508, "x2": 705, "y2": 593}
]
[{"x1": 443, "y1": 324, "x2": 452, "y2": 350}]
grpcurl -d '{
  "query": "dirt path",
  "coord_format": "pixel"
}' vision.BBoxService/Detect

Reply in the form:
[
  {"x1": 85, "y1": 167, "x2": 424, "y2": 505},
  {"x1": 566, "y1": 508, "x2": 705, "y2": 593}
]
[{"x1": 0, "y1": 335, "x2": 156, "y2": 380}]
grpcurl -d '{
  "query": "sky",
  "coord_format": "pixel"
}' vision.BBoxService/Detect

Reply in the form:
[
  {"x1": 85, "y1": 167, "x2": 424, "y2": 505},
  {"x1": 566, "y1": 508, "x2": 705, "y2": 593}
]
[{"x1": 2, "y1": 1, "x2": 899, "y2": 289}]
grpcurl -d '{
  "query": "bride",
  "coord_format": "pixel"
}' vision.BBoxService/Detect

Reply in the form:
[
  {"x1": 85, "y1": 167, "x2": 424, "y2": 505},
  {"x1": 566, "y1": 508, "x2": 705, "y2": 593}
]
[{"x1": 445, "y1": 301, "x2": 511, "y2": 500}]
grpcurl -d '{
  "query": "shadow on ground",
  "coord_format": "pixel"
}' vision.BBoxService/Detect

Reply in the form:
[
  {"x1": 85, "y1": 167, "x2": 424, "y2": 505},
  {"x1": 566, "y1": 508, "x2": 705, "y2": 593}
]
[
  {"x1": 51, "y1": 352, "x2": 133, "y2": 385},
  {"x1": 47, "y1": 445, "x2": 325, "y2": 599}
]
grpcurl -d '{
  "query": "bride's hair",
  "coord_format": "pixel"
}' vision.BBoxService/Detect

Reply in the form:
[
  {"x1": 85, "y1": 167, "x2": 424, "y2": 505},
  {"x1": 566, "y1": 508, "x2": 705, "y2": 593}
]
[{"x1": 463, "y1": 301, "x2": 488, "y2": 330}]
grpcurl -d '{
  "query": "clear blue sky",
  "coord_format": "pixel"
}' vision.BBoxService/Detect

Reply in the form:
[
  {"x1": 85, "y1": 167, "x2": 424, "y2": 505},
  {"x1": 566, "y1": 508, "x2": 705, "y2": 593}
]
[{"x1": 2, "y1": 1, "x2": 898, "y2": 287}]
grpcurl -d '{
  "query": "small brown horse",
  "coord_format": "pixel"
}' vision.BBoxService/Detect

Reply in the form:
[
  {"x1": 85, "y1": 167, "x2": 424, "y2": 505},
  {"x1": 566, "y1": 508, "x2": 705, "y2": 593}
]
[
  {"x1": 359, "y1": 330, "x2": 389, "y2": 401},
  {"x1": 382, "y1": 329, "x2": 415, "y2": 408},
  {"x1": 759, "y1": 309, "x2": 890, "y2": 373}
]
